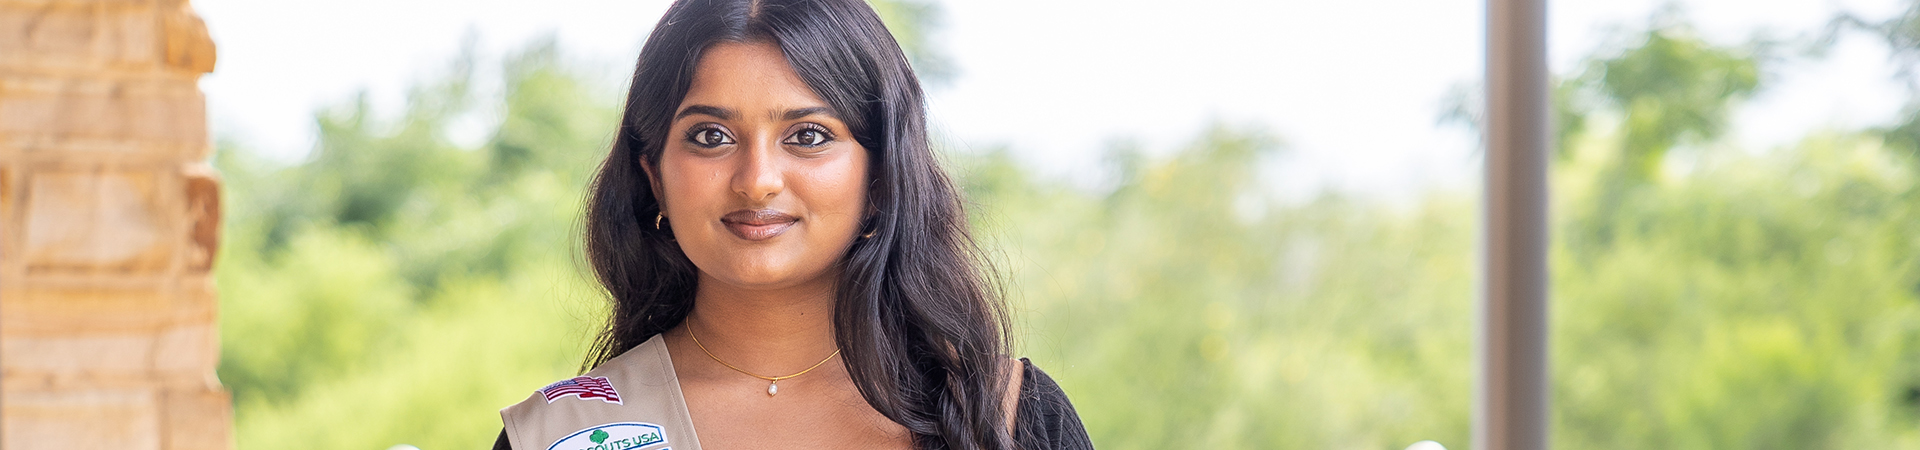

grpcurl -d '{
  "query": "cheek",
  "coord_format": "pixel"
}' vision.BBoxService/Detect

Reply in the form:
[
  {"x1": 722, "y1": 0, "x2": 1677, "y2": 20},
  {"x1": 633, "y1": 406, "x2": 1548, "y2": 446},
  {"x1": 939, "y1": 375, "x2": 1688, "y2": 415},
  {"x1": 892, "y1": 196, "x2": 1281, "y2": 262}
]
[
  {"x1": 807, "y1": 152, "x2": 870, "y2": 224},
  {"x1": 656, "y1": 152, "x2": 725, "y2": 219}
]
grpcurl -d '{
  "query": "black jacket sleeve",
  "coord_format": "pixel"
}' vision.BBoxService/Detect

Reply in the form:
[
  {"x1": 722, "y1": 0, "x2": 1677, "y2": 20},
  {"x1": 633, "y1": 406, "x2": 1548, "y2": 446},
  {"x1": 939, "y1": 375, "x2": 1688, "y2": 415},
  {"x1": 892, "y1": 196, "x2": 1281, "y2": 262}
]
[
  {"x1": 1012, "y1": 358, "x2": 1096, "y2": 450},
  {"x1": 492, "y1": 429, "x2": 511, "y2": 450}
]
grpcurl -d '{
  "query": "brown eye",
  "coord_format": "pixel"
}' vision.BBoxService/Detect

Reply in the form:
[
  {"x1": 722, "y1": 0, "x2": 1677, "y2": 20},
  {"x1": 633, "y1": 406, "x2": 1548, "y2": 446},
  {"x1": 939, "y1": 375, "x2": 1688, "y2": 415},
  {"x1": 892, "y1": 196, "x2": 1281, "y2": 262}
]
[
  {"x1": 784, "y1": 127, "x2": 832, "y2": 147},
  {"x1": 688, "y1": 126, "x2": 733, "y2": 148}
]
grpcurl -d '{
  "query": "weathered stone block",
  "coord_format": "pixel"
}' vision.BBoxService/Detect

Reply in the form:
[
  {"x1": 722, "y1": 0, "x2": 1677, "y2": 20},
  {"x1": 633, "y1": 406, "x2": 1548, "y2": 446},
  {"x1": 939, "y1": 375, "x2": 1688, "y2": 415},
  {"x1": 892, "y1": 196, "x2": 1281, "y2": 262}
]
[
  {"x1": 0, "y1": 4, "x2": 161, "y2": 72},
  {"x1": 1, "y1": 164, "x2": 14, "y2": 260},
  {"x1": 182, "y1": 163, "x2": 218, "y2": 272},
  {"x1": 0, "y1": 0, "x2": 178, "y2": 6},
  {"x1": 1, "y1": 331, "x2": 160, "y2": 375},
  {"x1": 152, "y1": 322, "x2": 217, "y2": 374},
  {"x1": 161, "y1": 2, "x2": 215, "y2": 74},
  {"x1": 1, "y1": 285, "x2": 180, "y2": 334},
  {"x1": 1, "y1": 387, "x2": 162, "y2": 450},
  {"x1": 1, "y1": 164, "x2": 12, "y2": 208},
  {"x1": 0, "y1": 76, "x2": 209, "y2": 149},
  {"x1": 1, "y1": 0, "x2": 228, "y2": 447},
  {"x1": 23, "y1": 168, "x2": 175, "y2": 273},
  {"x1": 161, "y1": 386, "x2": 231, "y2": 450},
  {"x1": 0, "y1": 283, "x2": 214, "y2": 375}
]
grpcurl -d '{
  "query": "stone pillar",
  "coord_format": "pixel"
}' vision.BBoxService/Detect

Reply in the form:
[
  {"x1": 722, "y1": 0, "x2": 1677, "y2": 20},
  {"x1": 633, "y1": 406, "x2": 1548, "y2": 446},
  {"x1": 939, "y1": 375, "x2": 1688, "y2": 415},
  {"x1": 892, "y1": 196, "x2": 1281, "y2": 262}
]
[{"x1": 0, "y1": 0, "x2": 228, "y2": 448}]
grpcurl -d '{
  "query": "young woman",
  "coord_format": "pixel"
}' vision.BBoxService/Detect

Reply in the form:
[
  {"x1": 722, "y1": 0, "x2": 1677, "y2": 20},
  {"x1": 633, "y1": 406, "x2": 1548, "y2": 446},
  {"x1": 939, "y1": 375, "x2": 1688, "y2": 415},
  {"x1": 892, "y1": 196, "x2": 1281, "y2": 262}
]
[{"x1": 492, "y1": 0, "x2": 1092, "y2": 449}]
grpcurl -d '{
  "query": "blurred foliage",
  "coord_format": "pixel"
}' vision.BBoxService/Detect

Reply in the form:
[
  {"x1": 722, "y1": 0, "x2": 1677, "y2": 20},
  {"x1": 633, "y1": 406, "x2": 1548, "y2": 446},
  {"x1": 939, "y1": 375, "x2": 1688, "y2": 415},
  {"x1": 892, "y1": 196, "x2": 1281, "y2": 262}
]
[
  {"x1": 1836, "y1": 0, "x2": 1920, "y2": 160},
  {"x1": 214, "y1": 4, "x2": 1920, "y2": 450},
  {"x1": 868, "y1": 0, "x2": 954, "y2": 84},
  {"x1": 962, "y1": 129, "x2": 1479, "y2": 449},
  {"x1": 1834, "y1": 0, "x2": 1920, "y2": 88},
  {"x1": 215, "y1": 35, "x2": 614, "y2": 450},
  {"x1": 1574, "y1": 19, "x2": 1767, "y2": 181},
  {"x1": 1557, "y1": 16, "x2": 1777, "y2": 259}
]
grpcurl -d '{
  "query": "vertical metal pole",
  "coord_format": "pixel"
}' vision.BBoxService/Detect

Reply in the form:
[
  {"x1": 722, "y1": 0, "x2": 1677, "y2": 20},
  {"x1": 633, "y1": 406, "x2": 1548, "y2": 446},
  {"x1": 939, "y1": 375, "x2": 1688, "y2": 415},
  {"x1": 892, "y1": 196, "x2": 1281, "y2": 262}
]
[{"x1": 1480, "y1": 0, "x2": 1550, "y2": 447}]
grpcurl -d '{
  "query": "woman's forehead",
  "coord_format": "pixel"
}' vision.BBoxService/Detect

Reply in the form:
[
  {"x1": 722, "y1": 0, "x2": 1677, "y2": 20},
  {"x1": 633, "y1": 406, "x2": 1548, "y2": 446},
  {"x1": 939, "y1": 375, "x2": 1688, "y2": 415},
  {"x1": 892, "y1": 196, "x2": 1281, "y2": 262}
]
[{"x1": 677, "y1": 41, "x2": 834, "y2": 121}]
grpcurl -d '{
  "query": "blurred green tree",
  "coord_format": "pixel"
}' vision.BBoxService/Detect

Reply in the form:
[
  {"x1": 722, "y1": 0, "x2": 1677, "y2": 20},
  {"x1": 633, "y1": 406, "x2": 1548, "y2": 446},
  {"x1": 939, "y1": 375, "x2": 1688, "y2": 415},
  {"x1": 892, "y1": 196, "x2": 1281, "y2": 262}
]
[
  {"x1": 1547, "y1": 10, "x2": 1920, "y2": 450},
  {"x1": 1556, "y1": 13, "x2": 1775, "y2": 259},
  {"x1": 1835, "y1": 0, "x2": 1920, "y2": 164},
  {"x1": 1579, "y1": 20, "x2": 1766, "y2": 182}
]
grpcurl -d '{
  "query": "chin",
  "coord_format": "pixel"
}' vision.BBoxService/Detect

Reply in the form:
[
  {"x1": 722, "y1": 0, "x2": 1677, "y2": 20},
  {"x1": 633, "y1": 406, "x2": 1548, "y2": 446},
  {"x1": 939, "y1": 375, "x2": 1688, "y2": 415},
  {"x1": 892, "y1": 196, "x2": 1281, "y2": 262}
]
[
  {"x1": 717, "y1": 270, "x2": 802, "y2": 289},
  {"x1": 710, "y1": 257, "x2": 826, "y2": 290},
  {"x1": 686, "y1": 233, "x2": 853, "y2": 291}
]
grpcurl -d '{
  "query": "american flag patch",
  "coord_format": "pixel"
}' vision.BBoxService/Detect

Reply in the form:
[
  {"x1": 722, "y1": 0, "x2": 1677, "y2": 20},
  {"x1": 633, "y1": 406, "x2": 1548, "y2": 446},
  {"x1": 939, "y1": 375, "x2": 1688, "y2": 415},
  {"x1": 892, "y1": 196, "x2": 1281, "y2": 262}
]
[{"x1": 538, "y1": 376, "x2": 622, "y2": 405}]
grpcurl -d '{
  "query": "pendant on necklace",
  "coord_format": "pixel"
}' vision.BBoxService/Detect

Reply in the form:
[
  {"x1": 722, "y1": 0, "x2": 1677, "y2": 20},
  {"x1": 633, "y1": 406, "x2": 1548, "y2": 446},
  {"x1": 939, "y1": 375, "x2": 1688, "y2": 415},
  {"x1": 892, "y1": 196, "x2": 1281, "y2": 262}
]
[{"x1": 767, "y1": 381, "x2": 779, "y2": 396}]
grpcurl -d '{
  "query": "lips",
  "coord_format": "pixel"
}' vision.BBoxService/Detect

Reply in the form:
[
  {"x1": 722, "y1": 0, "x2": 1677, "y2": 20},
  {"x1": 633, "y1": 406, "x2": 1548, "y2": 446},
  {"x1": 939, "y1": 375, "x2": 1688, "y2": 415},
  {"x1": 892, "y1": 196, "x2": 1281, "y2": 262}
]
[{"x1": 720, "y1": 209, "x2": 799, "y2": 241}]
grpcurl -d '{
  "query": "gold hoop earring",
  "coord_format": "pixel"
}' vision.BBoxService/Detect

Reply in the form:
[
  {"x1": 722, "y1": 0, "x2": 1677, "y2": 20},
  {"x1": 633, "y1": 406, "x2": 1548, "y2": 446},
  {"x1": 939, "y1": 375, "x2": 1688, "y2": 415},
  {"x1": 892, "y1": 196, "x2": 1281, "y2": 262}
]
[
  {"x1": 655, "y1": 213, "x2": 666, "y2": 230},
  {"x1": 861, "y1": 229, "x2": 876, "y2": 239}
]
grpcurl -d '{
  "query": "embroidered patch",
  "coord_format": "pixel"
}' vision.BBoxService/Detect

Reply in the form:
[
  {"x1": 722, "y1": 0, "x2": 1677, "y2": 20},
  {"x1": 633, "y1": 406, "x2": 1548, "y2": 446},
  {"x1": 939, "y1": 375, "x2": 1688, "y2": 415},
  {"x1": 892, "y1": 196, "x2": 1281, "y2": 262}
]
[
  {"x1": 538, "y1": 376, "x2": 623, "y2": 405},
  {"x1": 547, "y1": 422, "x2": 667, "y2": 450}
]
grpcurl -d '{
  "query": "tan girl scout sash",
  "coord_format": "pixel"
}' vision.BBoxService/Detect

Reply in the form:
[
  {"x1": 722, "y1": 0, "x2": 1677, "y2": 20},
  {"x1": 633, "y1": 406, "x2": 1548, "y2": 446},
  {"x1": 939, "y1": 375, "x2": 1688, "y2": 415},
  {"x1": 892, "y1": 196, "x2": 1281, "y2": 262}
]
[{"x1": 501, "y1": 335, "x2": 704, "y2": 450}]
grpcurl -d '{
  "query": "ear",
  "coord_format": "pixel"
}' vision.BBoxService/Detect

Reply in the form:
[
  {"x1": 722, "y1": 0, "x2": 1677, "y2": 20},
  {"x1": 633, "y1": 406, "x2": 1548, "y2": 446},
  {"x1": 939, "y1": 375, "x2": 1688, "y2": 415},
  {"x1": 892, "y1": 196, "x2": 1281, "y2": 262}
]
[{"x1": 640, "y1": 157, "x2": 666, "y2": 210}]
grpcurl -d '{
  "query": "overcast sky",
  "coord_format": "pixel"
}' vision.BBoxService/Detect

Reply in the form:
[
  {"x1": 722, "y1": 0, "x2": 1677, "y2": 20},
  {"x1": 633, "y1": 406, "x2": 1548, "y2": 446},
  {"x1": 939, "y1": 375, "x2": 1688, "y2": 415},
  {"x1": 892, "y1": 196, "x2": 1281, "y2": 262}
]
[{"x1": 194, "y1": 0, "x2": 1909, "y2": 201}]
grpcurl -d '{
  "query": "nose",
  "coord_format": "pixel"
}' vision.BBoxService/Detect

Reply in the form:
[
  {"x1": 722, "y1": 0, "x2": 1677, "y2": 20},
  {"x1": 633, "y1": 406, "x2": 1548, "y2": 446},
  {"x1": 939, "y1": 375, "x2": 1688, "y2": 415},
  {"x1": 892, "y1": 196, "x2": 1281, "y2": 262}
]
[{"x1": 731, "y1": 136, "x2": 783, "y2": 203}]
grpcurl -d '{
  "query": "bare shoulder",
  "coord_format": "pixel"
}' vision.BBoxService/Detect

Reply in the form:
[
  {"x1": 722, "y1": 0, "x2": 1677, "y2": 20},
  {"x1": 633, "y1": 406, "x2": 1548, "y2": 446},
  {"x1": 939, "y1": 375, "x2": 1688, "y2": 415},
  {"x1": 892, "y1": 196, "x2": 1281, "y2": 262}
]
[{"x1": 1002, "y1": 356, "x2": 1025, "y2": 430}]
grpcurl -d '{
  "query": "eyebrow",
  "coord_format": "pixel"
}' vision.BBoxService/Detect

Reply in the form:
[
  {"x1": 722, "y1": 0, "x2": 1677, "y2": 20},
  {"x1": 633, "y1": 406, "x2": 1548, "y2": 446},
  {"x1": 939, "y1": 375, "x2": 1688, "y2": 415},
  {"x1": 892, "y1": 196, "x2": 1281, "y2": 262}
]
[
  {"x1": 781, "y1": 107, "x2": 833, "y2": 121},
  {"x1": 675, "y1": 104, "x2": 836, "y2": 122},
  {"x1": 675, "y1": 104, "x2": 734, "y2": 121}
]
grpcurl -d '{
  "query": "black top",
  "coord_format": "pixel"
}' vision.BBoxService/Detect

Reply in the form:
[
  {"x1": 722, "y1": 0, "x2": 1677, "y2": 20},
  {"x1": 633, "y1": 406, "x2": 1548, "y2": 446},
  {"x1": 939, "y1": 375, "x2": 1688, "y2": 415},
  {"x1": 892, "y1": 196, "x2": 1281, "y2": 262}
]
[
  {"x1": 493, "y1": 358, "x2": 1093, "y2": 449},
  {"x1": 1008, "y1": 358, "x2": 1096, "y2": 450}
]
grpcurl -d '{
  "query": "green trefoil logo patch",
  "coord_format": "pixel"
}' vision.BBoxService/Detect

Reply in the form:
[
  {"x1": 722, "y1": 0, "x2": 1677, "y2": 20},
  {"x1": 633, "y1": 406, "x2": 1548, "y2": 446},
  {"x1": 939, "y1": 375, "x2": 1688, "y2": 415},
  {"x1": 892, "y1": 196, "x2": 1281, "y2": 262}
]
[{"x1": 547, "y1": 422, "x2": 666, "y2": 450}]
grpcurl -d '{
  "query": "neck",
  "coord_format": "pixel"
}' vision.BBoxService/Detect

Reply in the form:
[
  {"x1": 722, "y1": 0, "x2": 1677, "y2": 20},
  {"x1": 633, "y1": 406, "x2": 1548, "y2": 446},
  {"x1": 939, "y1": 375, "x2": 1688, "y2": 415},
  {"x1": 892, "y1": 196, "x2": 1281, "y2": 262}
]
[{"x1": 683, "y1": 271, "x2": 841, "y2": 375}]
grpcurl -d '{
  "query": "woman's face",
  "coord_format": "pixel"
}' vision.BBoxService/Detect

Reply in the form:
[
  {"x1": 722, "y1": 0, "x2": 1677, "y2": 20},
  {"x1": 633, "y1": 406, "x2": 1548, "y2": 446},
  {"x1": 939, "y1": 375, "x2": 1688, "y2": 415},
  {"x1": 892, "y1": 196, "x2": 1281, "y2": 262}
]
[{"x1": 647, "y1": 41, "x2": 870, "y2": 292}]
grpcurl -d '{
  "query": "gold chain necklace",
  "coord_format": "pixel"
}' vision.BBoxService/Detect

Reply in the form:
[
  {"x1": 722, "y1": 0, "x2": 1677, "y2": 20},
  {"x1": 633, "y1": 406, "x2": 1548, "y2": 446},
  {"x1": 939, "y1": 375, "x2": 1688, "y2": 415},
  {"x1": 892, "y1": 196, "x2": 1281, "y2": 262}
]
[{"x1": 687, "y1": 321, "x2": 841, "y2": 397}]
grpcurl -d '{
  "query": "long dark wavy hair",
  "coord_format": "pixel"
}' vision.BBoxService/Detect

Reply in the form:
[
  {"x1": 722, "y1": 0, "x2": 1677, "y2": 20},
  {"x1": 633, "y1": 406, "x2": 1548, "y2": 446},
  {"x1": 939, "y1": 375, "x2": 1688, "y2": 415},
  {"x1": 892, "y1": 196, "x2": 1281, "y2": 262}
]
[{"x1": 579, "y1": 0, "x2": 1014, "y2": 448}]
